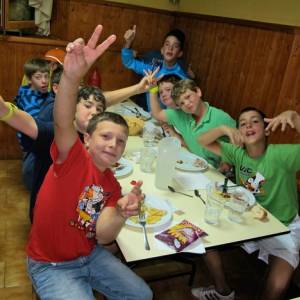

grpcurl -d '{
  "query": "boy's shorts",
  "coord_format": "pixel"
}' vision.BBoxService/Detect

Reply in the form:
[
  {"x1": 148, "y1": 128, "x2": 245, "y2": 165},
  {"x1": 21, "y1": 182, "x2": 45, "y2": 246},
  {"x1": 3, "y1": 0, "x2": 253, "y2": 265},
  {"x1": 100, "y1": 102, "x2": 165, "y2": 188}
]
[{"x1": 242, "y1": 215, "x2": 300, "y2": 269}]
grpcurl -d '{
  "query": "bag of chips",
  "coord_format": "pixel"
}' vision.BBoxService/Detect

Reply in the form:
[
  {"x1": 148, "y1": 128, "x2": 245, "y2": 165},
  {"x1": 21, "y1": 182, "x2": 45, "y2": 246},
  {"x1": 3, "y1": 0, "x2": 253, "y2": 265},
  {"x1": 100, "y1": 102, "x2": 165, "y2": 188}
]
[{"x1": 155, "y1": 220, "x2": 207, "y2": 252}]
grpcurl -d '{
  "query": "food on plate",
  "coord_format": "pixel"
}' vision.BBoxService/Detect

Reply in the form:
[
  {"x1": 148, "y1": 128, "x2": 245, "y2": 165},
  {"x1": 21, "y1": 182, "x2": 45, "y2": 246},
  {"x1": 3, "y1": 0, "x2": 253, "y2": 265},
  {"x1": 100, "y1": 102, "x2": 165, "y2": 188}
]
[
  {"x1": 251, "y1": 205, "x2": 268, "y2": 220},
  {"x1": 193, "y1": 158, "x2": 207, "y2": 168},
  {"x1": 177, "y1": 160, "x2": 183, "y2": 164},
  {"x1": 123, "y1": 116, "x2": 145, "y2": 136},
  {"x1": 111, "y1": 162, "x2": 125, "y2": 172},
  {"x1": 128, "y1": 205, "x2": 167, "y2": 225},
  {"x1": 155, "y1": 220, "x2": 207, "y2": 252}
]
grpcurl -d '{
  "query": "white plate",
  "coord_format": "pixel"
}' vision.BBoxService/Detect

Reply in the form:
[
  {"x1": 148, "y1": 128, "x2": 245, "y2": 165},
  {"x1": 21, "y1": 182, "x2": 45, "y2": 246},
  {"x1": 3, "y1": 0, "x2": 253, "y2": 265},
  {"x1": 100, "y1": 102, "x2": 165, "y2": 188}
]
[
  {"x1": 126, "y1": 195, "x2": 172, "y2": 229},
  {"x1": 224, "y1": 186, "x2": 256, "y2": 207},
  {"x1": 111, "y1": 157, "x2": 133, "y2": 178},
  {"x1": 176, "y1": 151, "x2": 208, "y2": 172}
]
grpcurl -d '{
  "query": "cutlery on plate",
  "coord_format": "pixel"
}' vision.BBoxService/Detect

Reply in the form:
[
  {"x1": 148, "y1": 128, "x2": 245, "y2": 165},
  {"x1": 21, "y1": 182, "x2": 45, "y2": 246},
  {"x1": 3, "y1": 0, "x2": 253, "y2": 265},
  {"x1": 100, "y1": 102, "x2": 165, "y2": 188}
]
[
  {"x1": 168, "y1": 186, "x2": 193, "y2": 198},
  {"x1": 139, "y1": 202, "x2": 150, "y2": 251},
  {"x1": 222, "y1": 177, "x2": 229, "y2": 193},
  {"x1": 194, "y1": 189, "x2": 206, "y2": 205}
]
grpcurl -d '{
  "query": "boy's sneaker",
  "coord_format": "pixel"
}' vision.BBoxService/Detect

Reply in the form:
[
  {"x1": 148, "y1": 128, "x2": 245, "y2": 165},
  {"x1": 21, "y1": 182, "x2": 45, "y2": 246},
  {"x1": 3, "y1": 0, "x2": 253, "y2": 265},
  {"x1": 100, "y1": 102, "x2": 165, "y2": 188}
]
[{"x1": 191, "y1": 285, "x2": 235, "y2": 300}]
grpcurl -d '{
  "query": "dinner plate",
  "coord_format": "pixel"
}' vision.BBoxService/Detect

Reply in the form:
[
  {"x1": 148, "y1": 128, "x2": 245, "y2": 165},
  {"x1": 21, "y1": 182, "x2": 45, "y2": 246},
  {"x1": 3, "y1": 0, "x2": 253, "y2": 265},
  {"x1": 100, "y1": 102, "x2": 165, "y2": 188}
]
[
  {"x1": 126, "y1": 195, "x2": 172, "y2": 229},
  {"x1": 223, "y1": 186, "x2": 256, "y2": 207},
  {"x1": 176, "y1": 151, "x2": 208, "y2": 172},
  {"x1": 111, "y1": 157, "x2": 133, "y2": 178}
]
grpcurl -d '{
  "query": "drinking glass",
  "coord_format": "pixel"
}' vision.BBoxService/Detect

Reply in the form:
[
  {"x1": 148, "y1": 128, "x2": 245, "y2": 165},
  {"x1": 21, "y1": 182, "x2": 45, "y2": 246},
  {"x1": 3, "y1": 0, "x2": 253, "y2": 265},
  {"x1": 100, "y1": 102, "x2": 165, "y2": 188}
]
[
  {"x1": 204, "y1": 183, "x2": 224, "y2": 225},
  {"x1": 227, "y1": 198, "x2": 247, "y2": 223},
  {"x1": 140, "y1": 148, "x2": 156, "y2": 173}
]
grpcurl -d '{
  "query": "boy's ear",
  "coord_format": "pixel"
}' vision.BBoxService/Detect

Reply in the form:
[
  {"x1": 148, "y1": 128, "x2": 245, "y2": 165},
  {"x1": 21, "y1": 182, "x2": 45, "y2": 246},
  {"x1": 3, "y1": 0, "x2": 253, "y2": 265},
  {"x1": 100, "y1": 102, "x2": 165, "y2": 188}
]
[
  {"x1": 196, "y1": 87, "x2": 202, "y2": 98},
  {"x1": 83, "y1": 133, "x2": 90, "y2": 149},
  {"x1": 52, "y1": 83, "x2": 59, "y2": 94},
  {"x1": 265, "y1": 129, "x2": 270, "y2": 136},
  {"x1": 177, "y1": 50, "x2": 183, "y2": 58}
]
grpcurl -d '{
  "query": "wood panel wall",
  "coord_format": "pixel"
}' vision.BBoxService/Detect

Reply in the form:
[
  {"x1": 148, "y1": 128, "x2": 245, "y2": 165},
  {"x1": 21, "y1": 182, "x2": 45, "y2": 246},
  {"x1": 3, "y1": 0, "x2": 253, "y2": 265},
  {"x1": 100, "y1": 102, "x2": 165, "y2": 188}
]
[{"x1": 0, "y1": 0, "x2": 300, "y2": 159}]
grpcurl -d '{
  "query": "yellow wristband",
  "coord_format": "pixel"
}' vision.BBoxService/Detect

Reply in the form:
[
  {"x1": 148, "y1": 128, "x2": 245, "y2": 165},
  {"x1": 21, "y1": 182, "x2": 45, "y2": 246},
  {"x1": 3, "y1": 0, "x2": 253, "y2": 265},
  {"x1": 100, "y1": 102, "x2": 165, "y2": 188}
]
[
  {"x1": 149, "y1": 86, "x2": 158, "y2": 94},
  {"x1": 0, "y1": 102, "x2": 18, "y2": 122}
]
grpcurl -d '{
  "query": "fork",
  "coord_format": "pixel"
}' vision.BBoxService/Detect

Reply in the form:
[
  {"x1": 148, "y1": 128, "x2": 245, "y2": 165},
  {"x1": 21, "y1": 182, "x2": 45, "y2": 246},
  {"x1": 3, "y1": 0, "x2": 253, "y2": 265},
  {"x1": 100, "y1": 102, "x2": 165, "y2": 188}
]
[{"x1": 139, "y1": 202, "x2": 150, "y2": 251}]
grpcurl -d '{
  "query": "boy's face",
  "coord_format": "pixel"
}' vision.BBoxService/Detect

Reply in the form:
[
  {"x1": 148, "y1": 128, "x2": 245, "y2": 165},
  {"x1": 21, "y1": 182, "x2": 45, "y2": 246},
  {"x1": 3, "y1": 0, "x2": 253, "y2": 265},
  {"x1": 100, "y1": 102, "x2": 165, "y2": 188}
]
[
  {"x1": 85, "y1": 121, "x2": 128, "y2": 171},
  {"x1": 159, "y1": 81, "x2": 177, "y2": 108},
  {"x1": 238, "y1": 111, "x2": 266, "y2": 145},
  {"x1": 175, "y1": 87, "x2": 202, "y2": 114},
  {"x1": 161, "y1": 36, "x2": 183, "y2": 64},
  {"x1": 28, "y1": 71, "x2": 49, "y2": 94},
  {"x1": 75, "y1": 96, "x2": 105, "y2": 133}
]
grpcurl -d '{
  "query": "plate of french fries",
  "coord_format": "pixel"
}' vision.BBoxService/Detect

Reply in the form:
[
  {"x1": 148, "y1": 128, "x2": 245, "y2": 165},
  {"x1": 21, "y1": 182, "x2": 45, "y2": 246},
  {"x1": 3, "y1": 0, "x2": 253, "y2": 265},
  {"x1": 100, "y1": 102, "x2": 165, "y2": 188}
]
[{"x1": 126, "y1": 195, "x2": 172, "y2": 229}]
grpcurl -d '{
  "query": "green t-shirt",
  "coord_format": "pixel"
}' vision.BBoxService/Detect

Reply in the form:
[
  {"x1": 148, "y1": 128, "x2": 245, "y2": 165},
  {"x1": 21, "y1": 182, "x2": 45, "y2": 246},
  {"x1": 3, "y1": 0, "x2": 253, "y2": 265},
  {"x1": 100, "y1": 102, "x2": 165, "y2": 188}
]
[
  {"x1": 221, "y1": 142, "x2": 300, "y2": 225},
  {"x1": 165, "y1": 102, "x2": 236, "y2": 167}
]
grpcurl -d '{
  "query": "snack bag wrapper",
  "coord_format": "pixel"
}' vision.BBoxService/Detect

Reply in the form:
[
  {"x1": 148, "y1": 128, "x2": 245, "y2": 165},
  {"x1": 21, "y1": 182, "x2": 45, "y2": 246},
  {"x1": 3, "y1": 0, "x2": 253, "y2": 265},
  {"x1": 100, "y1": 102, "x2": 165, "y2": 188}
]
[{"x1": 155, "y1": 220, "x2": 207, "y2": 252}]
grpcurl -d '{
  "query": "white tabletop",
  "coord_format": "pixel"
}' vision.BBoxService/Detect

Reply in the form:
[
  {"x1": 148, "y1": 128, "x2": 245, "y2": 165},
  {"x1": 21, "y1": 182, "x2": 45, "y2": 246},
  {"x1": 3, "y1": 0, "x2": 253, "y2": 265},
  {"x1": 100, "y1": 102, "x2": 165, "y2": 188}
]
[{"x1": 116, "y1": 137, "x2": 289, "y2": 262}]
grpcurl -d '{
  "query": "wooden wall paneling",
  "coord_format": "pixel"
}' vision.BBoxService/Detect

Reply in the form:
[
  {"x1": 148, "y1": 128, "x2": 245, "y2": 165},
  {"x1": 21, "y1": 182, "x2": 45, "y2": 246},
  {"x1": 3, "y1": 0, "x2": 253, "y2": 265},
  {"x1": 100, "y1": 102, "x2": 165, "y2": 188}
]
[
  {"x1": 0, "y1": 39, "x2": 67, "y2": 159},
  {"x1": 175, "y1": 14, "x2": 295, "y2": 125},
  {"x1": 271, "y1": 29, "x2": 300, "y2": 144}
]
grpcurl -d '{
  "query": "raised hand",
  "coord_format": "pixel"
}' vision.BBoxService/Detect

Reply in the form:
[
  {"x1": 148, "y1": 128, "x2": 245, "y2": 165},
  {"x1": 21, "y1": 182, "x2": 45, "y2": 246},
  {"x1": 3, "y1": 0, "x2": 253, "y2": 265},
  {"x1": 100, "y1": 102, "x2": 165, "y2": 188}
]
[
  {"x1": 265, "y1": 110, "x2": 300, "y2": 132},
  {"x1": 117, "y1": 180, "x2": 144, "y2": 218},
  {"x1": 123, "y1": 25, "x2": 136, "y2": 48},
  {"x1": 138, "y1": 67, "x2": 160, "y2": 92},
  {"x1": 224, "y1": 126, "x2": 244, "y2": 147},
  {"x1": 64, "y1": 25, "x2": 116, "y2": 82},
  {"x1": 187, "y1": 63, "x2": 196, "y2": 79}
]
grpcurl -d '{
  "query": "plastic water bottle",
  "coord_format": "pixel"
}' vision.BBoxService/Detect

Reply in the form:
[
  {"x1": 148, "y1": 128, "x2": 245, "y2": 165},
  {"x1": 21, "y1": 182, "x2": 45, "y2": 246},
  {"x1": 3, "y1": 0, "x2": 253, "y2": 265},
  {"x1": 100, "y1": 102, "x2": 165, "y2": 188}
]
[{"x1": 155, "y1": 137, "x2": 181, "y2": 190}]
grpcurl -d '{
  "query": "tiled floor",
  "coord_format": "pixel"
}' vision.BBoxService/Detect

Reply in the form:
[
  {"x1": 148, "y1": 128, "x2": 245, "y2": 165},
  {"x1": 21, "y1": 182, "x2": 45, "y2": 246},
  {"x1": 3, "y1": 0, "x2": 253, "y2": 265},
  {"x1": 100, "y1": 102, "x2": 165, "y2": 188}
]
[{"x1": 0, "y1": 160, "x2": 299, "y2": 300}]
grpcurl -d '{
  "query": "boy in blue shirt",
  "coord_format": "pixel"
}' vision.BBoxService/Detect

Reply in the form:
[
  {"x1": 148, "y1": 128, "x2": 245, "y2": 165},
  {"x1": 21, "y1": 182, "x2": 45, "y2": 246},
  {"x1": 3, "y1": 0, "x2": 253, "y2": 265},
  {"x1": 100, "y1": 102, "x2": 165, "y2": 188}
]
[
  {"x1": 194, "y1": 108, "x2": 300, "y2": 300},
  {"x1": 122, "y1": 25, "x2": 191, "y2": 111},
  {"x1": 15, "y1": 58, "x2": 52, "y2": 117}
]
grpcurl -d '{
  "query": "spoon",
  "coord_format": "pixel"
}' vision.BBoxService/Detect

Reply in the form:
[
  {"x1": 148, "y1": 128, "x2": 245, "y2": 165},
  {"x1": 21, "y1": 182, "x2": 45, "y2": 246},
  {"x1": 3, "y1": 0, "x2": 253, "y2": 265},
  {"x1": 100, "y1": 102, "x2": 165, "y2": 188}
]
[
  {"x1": 168, "y1": 186, "x2": 193, "y2": 198},
  {"x1": 194, "y1": 190, "x2": 206, "y2": 205}
]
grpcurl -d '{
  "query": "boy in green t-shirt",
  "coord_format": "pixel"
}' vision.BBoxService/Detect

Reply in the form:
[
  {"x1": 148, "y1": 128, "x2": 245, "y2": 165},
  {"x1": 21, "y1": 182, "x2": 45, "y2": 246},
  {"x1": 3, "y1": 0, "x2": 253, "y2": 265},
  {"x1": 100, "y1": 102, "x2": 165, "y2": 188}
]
[
  {"x1": 193, "y1": 107, "x2": 300, "y2": 300},
  {"x1": 149, "y1": 78, "x2": 236, "y2": 168}
]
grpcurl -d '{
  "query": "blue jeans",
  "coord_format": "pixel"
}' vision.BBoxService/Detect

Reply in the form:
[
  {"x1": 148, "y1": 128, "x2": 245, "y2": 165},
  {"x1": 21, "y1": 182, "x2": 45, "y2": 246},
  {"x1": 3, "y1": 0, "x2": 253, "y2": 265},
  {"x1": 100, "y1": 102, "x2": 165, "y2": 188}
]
[{"x1": 27, "y1": 245, "x2": 152, "y2": 300}]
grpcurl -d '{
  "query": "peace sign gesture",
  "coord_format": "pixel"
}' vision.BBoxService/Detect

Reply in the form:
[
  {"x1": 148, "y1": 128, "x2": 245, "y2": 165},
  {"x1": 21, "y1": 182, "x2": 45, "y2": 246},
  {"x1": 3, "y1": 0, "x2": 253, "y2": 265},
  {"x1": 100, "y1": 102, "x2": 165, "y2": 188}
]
[{"x1": 64, "y1": 25, "x2": 116, "y2": 82}]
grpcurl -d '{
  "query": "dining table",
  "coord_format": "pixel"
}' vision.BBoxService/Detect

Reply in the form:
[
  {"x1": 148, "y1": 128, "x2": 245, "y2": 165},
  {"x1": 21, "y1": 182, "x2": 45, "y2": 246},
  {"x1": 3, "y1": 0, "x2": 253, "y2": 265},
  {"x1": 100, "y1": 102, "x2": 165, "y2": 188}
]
[{"x1": 115, "y1": 136, "x2": 290, "y2": 263}]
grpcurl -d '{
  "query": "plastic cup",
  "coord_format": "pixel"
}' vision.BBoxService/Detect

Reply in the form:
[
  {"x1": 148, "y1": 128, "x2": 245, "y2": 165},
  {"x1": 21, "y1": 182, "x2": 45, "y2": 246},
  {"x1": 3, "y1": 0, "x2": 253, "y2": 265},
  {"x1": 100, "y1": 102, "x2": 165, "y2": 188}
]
[
  {"x1": 204, "y1": 183, "x2": 224, "y2": 225},
  {"x1": 227, "y1": 198, "x2": 247, "y2": 223},
  {"x1": 140, "y1": 148, "x2": 156, "y2": 173}
]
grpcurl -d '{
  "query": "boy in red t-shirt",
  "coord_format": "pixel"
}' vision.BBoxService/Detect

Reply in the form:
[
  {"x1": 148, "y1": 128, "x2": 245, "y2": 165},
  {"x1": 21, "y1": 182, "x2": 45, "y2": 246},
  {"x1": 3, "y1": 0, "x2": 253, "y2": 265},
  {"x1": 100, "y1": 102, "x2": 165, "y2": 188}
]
[{"x1": 26, "y1": 25, "x2": 152, "y2": 300}]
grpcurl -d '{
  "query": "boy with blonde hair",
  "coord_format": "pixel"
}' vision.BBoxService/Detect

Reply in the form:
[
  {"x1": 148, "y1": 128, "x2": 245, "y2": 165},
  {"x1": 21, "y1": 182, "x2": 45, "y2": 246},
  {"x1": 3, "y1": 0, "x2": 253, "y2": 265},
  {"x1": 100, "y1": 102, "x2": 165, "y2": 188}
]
[{"x1": 150, "y1": 78, "x2": 236, "y2": 168}]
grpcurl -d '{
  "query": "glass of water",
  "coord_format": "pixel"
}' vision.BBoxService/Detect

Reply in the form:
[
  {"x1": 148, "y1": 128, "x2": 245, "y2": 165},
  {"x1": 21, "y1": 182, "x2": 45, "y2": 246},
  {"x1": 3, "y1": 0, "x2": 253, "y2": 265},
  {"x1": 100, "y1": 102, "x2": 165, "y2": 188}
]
[{"x1": 204, "y1": 183, "x2": 224, "y2": 225}]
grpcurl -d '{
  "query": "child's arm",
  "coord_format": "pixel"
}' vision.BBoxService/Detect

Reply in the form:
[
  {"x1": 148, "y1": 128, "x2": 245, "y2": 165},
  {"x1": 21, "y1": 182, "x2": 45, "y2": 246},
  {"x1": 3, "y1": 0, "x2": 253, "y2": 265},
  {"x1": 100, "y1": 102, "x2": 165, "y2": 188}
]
[
  {"x1": 198, "y1": 125, "x2": 243, "y2": 156},
  {"x1": 96, "y1": 181, "x2": 143, "y2": 244},
  {"x1": 0, "y1": 96, "x2": 38, "y2": 139},
  {"x1": 103, "y1": 71, "x2": 157, "y2": 107},
  {"x1": 162, "y1": 123, "x2": 186, "y2": 147},
  {"x1": 123, "y1": 25, "x2": 136, "y2": 49},
  {"x1": 265, "y1": 110, "x2": 300, "y2": 134},
  {"x1": 149, "y1": 88, "x2": 168, "y2": 122},
  {"x1": 54, "y1": 25, "x2": 116, "y2": 163}
]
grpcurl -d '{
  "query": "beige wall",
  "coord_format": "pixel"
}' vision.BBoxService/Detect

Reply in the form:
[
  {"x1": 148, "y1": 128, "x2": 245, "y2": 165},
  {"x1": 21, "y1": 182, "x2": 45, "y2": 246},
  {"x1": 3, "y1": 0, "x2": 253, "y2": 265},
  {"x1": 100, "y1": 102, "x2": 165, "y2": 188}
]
[{"x1": 107, "y1": 0, "x2": 300, "y2": 26}]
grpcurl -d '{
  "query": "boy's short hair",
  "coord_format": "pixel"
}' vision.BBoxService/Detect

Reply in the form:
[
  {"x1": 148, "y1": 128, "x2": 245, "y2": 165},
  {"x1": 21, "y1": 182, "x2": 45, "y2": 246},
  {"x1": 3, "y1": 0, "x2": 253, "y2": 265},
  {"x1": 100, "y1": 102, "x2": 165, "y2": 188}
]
[
  {"x1": 158, "y1": 74, "x2": 181, "y2": 87},
  {"x1": 164, "y1": 29, "x2": 185, "y2": 49},
  {"x1": 24, "y1": 58, "x2": 50, "y2": 79},
  {"x1": 171, "y1": 79, "x2": 198, "y2": 103},
  {"x1": 77, "y1": 86, "x2": 106, "y2": 111},
  {"x1": 238, "y1": 107, "x2": 267, "y2": 128},
  {"x1": 86, "y1": 111, "x2": 129, "y2": 136},
  {"x1": 51, "y1": 65, "x2": 63, "y2": 86}
]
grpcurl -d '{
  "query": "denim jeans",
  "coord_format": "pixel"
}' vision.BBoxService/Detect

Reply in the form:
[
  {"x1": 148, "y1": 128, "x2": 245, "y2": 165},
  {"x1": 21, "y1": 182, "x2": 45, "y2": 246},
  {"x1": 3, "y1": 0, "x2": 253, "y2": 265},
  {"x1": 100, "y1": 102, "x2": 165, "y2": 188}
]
[{"x1": 27, "y1": 245, "x2": 152, "y2": 300}]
